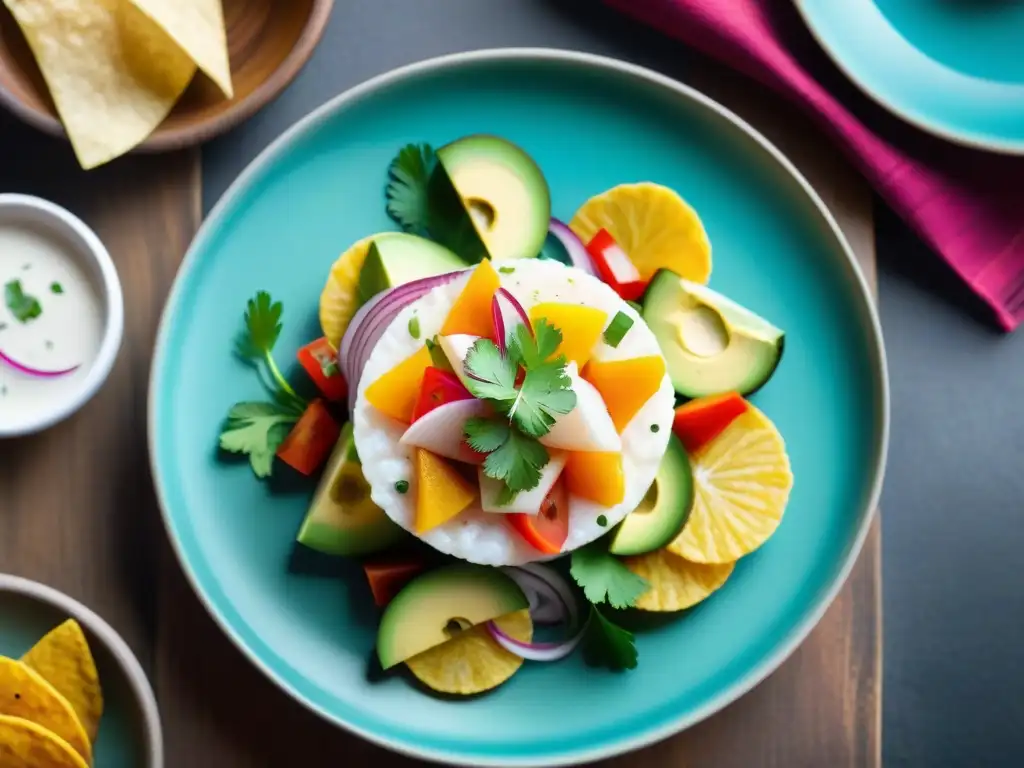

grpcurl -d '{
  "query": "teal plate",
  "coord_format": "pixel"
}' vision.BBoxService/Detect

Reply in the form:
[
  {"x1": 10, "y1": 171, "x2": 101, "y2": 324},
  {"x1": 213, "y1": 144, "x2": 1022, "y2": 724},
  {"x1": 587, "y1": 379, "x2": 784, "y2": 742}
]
[
  {"x1": 0, "y1": 575, "x2": 163, "y2": 767},
  {"x1": 149, "y1": 50, "x2": 888, "y2": 766},
  {"x1": 796, "y1": 0, "x2": 1024, "y2": 152}
]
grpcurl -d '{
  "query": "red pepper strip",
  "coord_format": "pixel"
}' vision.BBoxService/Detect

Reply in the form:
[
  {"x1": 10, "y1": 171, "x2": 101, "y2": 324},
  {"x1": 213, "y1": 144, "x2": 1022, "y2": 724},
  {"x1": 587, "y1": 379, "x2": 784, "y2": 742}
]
[
  {"x1": 672, "y1": 392, "x2": 748, "y2": 454},
  {"x1": 364, "y1": 557, "x2": 427, "y2": 608},
  {"x1": 276, "y1": 399, "x2": 341, "y2": 476},
  {"x1": 585, "y1": 229, "x2": 647, "y2": 301},
  {"x1": 411, "y1": 366, "x2": 474, "y2": 422},
  {"x1": 297, "y1": 337, "x2": 347, "y2": 402},
  {"x1": 508, "y1": 480, "x2": 570, "y2": 555}
]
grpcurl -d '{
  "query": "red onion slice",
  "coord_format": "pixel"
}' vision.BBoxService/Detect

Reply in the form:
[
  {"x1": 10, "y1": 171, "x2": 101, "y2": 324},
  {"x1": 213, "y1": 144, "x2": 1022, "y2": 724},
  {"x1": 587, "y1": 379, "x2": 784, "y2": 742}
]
[
  {"x1": 497, "y1": 287, "x2": 532, "y2": 335},
  {"x1": 491, "y1": 294, "x2": 506, "y2": 355},
  {"x1": 0, "y1": 349, "x2": 79, "y2": 379},
  {"x1": 516, "y1": 563, "x2": 581, "y2": 629},
  {"x1": 502, "y1": 566, "x2": 568, "y2": 625},
  {"x1": 340, "y1": 270, "x2": 465, "y2": 412},
  {"x1": 486, "y1": 616, "x2": 588, "y2": 662},
  {"x1": 546, "y1": 219, "x2": 597, "y2": 276}
]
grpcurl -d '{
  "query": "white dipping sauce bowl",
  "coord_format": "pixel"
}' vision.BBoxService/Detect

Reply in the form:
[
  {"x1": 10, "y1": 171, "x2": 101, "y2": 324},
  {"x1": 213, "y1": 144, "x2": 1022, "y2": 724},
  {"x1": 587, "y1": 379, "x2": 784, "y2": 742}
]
[{"x1": 0, "y1": 194, "x2": 123, "y2": 438}]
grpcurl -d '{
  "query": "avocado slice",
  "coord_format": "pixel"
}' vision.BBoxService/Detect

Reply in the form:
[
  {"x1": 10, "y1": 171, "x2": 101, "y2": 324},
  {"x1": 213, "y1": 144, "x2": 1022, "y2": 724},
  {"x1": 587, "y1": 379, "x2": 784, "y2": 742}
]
[
  {"x1": 295, "y1": 423, "x2": 404, "y2": 556},
  {"x1": 436, "y1": 135, "x2": 551, "y2": 262},
  {"x1": 609, "y1": 434, "x2": 693, "y2": 557},
  {"x1": 377, "y1": 564, "x2": 528, "y2": 669},
  {"x1": 357, "y1": 232, "x2": 467, "y2": 304},
  {"x1": 643, "y1": 270, "x2": 784, "y2": 398}
]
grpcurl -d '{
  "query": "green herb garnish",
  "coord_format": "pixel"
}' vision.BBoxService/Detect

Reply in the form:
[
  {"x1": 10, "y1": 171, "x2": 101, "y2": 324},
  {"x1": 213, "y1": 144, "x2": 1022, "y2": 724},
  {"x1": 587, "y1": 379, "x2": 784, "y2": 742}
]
[
  {"x1": 498, "y1": 266, "x2": 516, "y2": 275},
  {"x1": 5, "y1": 280, "x2": 41, "y2": 323},
  {"x1": 650, "y1": 424, "x2": 660, "y2": 433},
  {"x1": 461, "y1": 318, "x2": 576, "y2": 500},
  {"x1": 408, "y1": 315, "x2": 421, "y2": 339},
  {"x1": 395, "y1": 480, "x2": 410, "y2": 494},
  {"x1": 603, "y1": 311, "x2": 634, "y2": 348},
  {"x1": 570, "y1": 539, "x2": 648, "y2": 671},
  {"x1": 50, "y1": 282, "x2": 63, "y2": 295},
  {"x1": 219, "y1": 402, "x2": 299, "y2": 478},
  {"x1": 597, "y1": 514, "x2": 608, "y2": 527},
  {"x1": 221, "y1": 292, "x2": 308, "y2": 479},
  {"x1": 425, "y1": 335, "x2": 454, "y2": 373}
]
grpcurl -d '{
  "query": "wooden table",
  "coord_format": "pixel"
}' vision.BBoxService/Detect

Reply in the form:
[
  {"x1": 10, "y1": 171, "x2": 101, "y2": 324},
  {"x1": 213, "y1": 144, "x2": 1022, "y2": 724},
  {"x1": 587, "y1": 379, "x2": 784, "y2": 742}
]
[{"x1": 0, "y1": 59, "x2": 880, "y2": 766}]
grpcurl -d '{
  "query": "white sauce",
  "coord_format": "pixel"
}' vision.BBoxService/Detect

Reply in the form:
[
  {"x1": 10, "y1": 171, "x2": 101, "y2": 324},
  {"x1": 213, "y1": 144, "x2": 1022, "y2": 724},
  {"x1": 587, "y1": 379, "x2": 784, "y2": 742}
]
[{"x1": 0, "y1": 222, "x2": 104, "y2": 430}]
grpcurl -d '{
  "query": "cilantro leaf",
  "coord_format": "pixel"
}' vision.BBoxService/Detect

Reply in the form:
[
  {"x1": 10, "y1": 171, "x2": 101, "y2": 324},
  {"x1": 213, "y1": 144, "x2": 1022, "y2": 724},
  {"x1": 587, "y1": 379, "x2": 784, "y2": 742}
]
[
  {"x1": 464, "y1": 417, "x2": 510, "y2": 453},
  {"x1": 509, "y1": 319, "x2": 561, "y2": 368},
  {"x1": 385, "y1": 143, "x2": 437, "y2": 234},
  {"x1": 4, "y1": 280, "x2": 41, "y2": 323},
  {"x1": 581, "y1": 606, "x2": 638, "y2": 671},
  {"x1": 233, "y1": 292, "x2": 305, "y2": 411},
  {"x1": 219, "y1": 402, "x2": 298, "y2": 478},
  {"x1": 570, "y1": 541, "x2": 649, "y2": 609},
  {"x1": 513, "y1": 360, "x2": 576, "y2": 438},
  {"x1": 463, "y1": 339, "x2": 518, "y2": 408},
  {"x1": 483, "y1": 422, "x2": 550, "y2": 493}
]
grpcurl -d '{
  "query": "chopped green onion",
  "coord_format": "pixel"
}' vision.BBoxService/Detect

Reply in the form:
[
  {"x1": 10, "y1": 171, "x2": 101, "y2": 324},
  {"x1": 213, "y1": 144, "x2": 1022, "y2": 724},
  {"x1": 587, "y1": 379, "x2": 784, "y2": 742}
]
[
  {"x1": 498, "y1": 266, "x2": 516, "y2": 274},
  {"x1": 650, "y1": 424, "x2": 660, "y2": 433},
  {"x1": 408, "y1": 315, "x2": 421, "y2": 339},
  {"x1": 5, "y1": 280, "x2": 41, "y2": 323},
  {"x1": 395, "y1": 480, "x2": 409, "y2": 494},
  {"x1": 603, "y1": 311, "x2": 634, "y2": 348},
  {"x1": 50, "y1": 282, "x2": 64, "y2": 295},
  {"x1": 597, "y1": 514, "x2": 608, "y2": 527},
  {"x1": 425, "y1": 335, "x2": 453, "y2": 372}
]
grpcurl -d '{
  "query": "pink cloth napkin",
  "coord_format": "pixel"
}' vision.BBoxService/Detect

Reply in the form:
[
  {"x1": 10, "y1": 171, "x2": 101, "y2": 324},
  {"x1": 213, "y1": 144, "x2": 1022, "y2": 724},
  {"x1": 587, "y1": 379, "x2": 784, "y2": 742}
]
[{"x1": 605, "y1": 0, "x2": 1024, "y2": 330}]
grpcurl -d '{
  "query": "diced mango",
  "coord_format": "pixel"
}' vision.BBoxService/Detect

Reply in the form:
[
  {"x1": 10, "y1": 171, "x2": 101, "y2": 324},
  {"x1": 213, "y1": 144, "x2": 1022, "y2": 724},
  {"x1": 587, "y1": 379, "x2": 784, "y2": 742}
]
[
  {"x1": 415, "y1": 449, "x2": 476, "y2": 532},
  {"x1": 583, "y1": 356, "x2": 666, "y2": 432},
  {"x1": 365, "y1": 346, "x2": 432, "y2": 423},
  {"x1": 529, "y1": 302, "x2": 608, "y2": 368},
  {"x1": 441, "y1": 260, "x2": 500, "y2": 338},
  {"x1": 564, "y1": 451, "x2": 625, "y2": 506}
]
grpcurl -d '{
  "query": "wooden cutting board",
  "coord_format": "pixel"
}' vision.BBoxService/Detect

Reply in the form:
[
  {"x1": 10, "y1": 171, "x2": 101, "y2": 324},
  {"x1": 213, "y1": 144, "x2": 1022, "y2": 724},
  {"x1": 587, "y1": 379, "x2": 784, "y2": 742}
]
[{"x1": 0, "y1": 68, "x2": 880, "y2": 766}]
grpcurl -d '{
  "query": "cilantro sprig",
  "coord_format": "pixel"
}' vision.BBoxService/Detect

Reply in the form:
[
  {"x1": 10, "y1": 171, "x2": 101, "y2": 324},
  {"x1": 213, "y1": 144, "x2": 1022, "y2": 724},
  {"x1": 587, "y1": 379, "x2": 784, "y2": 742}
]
[
  {"x1": 219, "y1": 292, "x2": 308, "y2": 478},
  {"x1": 570, "y1": 540, "x2": 650, "y2": 671},
  {"x1": 461, "y1": 318, "x2": 576, "y2": 501}
]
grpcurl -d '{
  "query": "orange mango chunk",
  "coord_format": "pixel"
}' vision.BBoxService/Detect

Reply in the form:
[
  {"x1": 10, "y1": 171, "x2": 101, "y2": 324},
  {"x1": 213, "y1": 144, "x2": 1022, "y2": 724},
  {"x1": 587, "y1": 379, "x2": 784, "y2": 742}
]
[
  {"x1": 365, "y1": 346, "x2": 432, "y2": 423},
  {"x1": 583, "y1": 356, "x2": 666, "y2": 432},
  {"x1": 564, "y1": 451, "x2": 625, "y2": 506},
  {"x1": 529, "y1": 302, "x2": 608, "y2": 368},
  {"x1": 441, "y1": 260, "x2": 500, "y2": 338},
  {"x1": 415, "y1": 449, "x2": 476, "y2": 532}
]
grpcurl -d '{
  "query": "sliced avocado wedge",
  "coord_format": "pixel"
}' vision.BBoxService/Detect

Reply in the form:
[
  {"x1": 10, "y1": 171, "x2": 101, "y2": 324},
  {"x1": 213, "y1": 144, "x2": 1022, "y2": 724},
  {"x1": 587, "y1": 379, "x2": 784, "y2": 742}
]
[
  {"x1": 357, "y1": 232, "x2": 467, "y2": 304},
  {"x1": 609, "y1": 434, "x2": 693, "y2": 556},
  {"x1": 377, "y1": 564, "x2": 528, "y2": 669},
  {"x1": 296, "y1": 423, "x2": 404, "y2": 556},
  {"x1": 643, "y1": 270, "x2": 784, "y2": 398},
  {"x1": 436, "y1": 135, "x2": 551, "y2": 262}
]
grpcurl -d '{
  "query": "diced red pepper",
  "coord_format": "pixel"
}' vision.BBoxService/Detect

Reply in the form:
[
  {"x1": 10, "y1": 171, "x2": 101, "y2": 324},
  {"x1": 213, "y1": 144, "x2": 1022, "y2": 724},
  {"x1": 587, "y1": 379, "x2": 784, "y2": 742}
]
[
  {"x1": 585, "y1": 229, "x2": 647, "y2": 301},
  {"x1": 672, "y1": 392, "x2": 748, "y2": 454},
  {"x1": 276, "y1": 399, "x2": 341, "y2": 476},
  {"x1": 411, "y1": 366, "x2": 474, "y2": 422},
  {"x1": 297, "y1": 337, "x2": 347, "y2": 402},
  {"x1": 508, "y1": 480, "x2": 570, "y2": 555},
  {"x1": 363, "y1": 557, "x2": 427, "y2": 608}
]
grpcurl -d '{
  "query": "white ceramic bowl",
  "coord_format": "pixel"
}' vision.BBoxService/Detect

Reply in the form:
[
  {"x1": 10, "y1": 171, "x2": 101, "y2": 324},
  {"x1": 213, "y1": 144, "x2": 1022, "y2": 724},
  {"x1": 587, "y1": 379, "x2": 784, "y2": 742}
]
[
  {"x1": 0, "y1": 194, "x2": 123, "y2": 437},
  {"x1": 0, "y1": 573, "x2": 164, "y2": 767}
]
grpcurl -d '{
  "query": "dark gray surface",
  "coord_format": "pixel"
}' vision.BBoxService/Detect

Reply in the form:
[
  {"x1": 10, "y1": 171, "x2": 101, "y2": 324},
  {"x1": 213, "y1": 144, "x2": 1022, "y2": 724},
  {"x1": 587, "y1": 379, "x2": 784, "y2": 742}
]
[{"x1": 201, "y1": 2, "x2": 1024, "y2": 766}]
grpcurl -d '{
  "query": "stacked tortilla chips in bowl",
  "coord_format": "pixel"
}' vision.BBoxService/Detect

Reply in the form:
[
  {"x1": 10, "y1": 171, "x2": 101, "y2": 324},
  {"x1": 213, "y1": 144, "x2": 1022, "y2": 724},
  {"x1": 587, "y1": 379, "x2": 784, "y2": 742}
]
[
  {"x1": 2, "y1": 0, "x2": 233, "y2": 169},
  {"x1": 0, "y1": 619, "x2": 104, "y2": 767}
]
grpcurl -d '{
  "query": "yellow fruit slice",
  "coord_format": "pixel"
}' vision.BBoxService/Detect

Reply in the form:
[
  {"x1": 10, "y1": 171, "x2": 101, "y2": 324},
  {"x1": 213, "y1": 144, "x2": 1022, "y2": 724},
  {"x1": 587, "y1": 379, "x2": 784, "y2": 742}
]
[
  {"x1": 22, "y1": 620, "x2": 103, "y2": 745},
  {"x1": 570, "y1": 182, "x2": 712, "y2": 283},
  {"x1": 319, "y1": 235, "x2": 376, "y2": 348},
  {"x1": 564, "y1": 451, "x2": 625, "y2": 506},
  {"x1": 625, "y1": 548, "x2": 734, "y2": 611},
  {"x1": 668, "y1": 404, "x2": 793, "y2": 564},
  {"x1": 441, "y1": 260, "x2": 500, "y2": 338},
  {"x1": 415, "y1": 449, "x2": 476, "y2": 533},
  {"x1": 364, "y1": 346, "x2": 432, "y2": 424},
  {"x1": 528, "y1": 303, "x2": 607, "y2": 369},
  {"x1": 583, "y1": 356, "x2": 666, "y2": 432},
  {"x1": 406, "y1": 609, "x2": 532, "y2": 695}
]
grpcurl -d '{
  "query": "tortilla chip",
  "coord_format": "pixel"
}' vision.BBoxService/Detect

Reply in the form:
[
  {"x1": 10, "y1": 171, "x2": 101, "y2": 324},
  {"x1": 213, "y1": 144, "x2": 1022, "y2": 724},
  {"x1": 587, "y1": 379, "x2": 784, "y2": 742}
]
[
  {"x1": 2, "y1": 0, "x2": 197, "y2": 169},
  {"x1": 128, "y1": 0, "x2": 233, "y2": 98},
  {"x1": 0, "y1": 659, "x2": 90, "y2": 764},
  {"x1": 0, "y1": 715, "x2": 88, "y2": 768},
  {"x1": 22, "y1": 621, "x2": 103, "y2": 745}
]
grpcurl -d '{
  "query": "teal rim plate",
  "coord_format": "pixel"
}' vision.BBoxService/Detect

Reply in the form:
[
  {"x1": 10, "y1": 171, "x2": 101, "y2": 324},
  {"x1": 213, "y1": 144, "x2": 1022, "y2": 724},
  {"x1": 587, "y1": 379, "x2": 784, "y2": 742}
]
[
  {"x1": 796, "y1": 0, "x2": 1024, "y2": 153},
  {"x1": 0, "y1": 574, "x2": 163, "y2": 768},
  {"x1": 149, "y1": 49, "x2": 889, "y2": 766}
]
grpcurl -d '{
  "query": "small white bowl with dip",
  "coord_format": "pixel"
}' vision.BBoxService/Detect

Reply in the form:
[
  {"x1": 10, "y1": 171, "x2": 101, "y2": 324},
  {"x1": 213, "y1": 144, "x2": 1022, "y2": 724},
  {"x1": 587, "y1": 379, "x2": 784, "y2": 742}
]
[{"x1": 0, "y1": 194, "x2": 123, "y2": 437}]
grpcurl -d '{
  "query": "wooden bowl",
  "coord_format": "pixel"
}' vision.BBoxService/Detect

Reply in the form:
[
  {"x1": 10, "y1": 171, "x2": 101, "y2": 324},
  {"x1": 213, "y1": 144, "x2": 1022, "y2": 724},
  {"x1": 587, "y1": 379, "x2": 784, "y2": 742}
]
[{"x1": 0, "y1": 0, "x2": 334, "y2": 152}]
